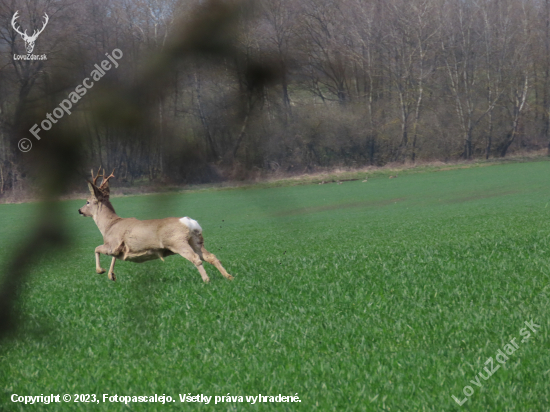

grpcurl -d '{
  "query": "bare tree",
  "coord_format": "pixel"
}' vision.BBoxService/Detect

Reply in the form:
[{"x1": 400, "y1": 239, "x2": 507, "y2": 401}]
[
  {"x1": 383, "y1": 0, "x2": 438, "y2": 161},
  {"x1": 496, "y1": 0, "x2": 532, "y2": 157}
]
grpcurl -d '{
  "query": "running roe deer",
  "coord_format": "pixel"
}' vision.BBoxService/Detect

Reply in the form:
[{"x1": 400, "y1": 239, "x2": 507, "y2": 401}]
[{"x1": 78, "y1": 168, "x2": 233, "y2": 282}]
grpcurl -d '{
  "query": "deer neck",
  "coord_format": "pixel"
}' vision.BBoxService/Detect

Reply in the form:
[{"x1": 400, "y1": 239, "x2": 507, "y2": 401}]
[{"x1": 93, "y1": 202, "x2": 120, "y2": 237}]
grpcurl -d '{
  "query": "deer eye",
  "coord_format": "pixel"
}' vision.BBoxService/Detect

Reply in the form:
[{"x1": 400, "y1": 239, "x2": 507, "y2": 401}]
[{"x1": 86, "y1": 201, "x2": 90, "y2": 205}]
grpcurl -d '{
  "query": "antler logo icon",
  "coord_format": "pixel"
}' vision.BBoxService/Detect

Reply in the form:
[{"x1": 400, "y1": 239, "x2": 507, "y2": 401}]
[{"x1": 11, "y1": 11, "x2": 49, "y2": 54}]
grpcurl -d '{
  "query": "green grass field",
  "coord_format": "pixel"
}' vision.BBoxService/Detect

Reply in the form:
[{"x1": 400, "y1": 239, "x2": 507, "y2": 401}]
[{"x1": 1, "y1": 160, "x2": 550, "y2": 411}]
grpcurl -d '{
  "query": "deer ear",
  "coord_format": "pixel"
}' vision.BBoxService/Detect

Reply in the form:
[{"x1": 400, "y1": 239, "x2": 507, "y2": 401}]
[
  {"x1": 87, "y1": 182, "x2": 104, "y2": 201},
  {"x1": 87, "y1": 182, "x2": 95, "y2": 197}
]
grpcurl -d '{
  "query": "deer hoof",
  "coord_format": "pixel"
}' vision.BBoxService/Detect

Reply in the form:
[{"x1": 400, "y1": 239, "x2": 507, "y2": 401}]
[
  {"x1": 227, "y1": 275, "x2": 234, "y2": 280},
  {"x1": 108, "y1": 272, "x2": 116, "y2": 281},
  {"x1": 96, "y1": 268, "x2": 106, "y2": 274}
]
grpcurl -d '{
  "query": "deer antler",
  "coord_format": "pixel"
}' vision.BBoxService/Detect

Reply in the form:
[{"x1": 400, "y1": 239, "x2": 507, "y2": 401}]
[
  {"x1": 11, "y1": 11, "x2": 27, "y2": 38},
  {"x1": 28, "y1": 13, "x2": 48, "y2": 41},
  {"x1": 11, "y1": 11, "x2": 48, "y2": 40},
  {"x1": 98, "y1": 168, "x2": 116, "y2": 190},
  {"x1": 91, "y1": 167, "x2": 103, "y2": 186}
]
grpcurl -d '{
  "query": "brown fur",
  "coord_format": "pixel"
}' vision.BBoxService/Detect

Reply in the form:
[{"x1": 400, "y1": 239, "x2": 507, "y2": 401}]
[{"x1": 78, "y1": 172, "x2": 233, "y2": 283}]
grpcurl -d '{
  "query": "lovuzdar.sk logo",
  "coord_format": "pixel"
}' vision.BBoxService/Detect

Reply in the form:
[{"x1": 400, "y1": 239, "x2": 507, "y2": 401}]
[{"x1": 11, "y1": 10, "x2": 48, "y2": 61}]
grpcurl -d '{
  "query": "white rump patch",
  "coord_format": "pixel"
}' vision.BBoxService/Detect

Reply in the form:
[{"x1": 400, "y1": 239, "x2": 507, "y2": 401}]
[{"x1": 180, "y1": 217, "x2": 202, "y2": 234}]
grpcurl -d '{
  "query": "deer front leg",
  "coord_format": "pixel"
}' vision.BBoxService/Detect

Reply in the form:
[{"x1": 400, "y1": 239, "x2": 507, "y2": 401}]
[
  {"x1": 95, "y1": 245, "x2": 117, "y2": 281},
  {"x1": 95, "y1": 245, "x2": 108, "y2": 274},
  {"x1": 107, "y1": 257, "x2": 116, "y2": 281}
]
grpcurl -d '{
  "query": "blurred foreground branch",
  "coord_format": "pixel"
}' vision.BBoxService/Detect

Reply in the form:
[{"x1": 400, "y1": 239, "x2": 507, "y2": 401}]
[{"x1": 0, "y1": 0, "x2": 281, "y2": 341}]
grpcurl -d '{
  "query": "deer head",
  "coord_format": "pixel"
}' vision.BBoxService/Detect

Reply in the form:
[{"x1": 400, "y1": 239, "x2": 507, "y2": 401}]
[
  {"x1": 11, "y1": 11, "x2": 49, "y2": 54},
  {"x1": 79, "y1": 167, "x2": 116, "y2": 218}
]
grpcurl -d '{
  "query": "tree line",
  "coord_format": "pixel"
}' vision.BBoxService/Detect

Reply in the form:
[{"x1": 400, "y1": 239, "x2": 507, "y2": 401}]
[{"x1": 1, "y1": 0, "x2": 550, "y2": 195}]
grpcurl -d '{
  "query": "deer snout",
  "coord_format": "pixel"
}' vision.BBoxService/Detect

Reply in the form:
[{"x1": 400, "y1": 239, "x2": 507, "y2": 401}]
[{"x1": 78, "y1": 208, "x2": 84, "y2": 215}]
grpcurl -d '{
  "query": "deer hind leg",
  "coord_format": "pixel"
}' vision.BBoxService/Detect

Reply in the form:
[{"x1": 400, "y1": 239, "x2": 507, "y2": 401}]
[
  {"x1": 190, "y1": 235, "x2": 234, "y2": 280},
  {"x1": 171, "y1": 243, "x2": 210, "y2": 283}
]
